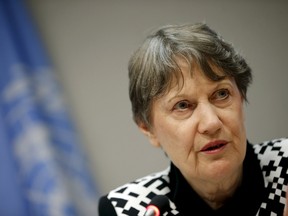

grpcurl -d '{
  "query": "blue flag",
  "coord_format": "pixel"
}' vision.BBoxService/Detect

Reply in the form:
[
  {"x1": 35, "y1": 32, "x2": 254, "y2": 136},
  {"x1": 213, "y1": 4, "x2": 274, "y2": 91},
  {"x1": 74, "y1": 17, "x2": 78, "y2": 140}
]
[{"x1": 0, "y1": 0, "x2": 99, "y2": 215}]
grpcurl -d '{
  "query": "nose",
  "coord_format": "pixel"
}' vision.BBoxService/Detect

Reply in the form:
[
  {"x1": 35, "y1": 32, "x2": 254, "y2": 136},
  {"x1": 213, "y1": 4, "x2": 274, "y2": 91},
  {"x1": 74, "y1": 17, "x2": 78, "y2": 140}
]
[{"x1": 197, "y1": 103, "x2": 222, "y2": 135}]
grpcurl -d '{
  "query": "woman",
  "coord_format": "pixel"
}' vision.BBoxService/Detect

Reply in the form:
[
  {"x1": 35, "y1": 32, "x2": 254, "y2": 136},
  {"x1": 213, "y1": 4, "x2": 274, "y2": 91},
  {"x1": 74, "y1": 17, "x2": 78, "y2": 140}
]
[{"x1": 98, "y1": 23, "x2": 288, "y2": 215}]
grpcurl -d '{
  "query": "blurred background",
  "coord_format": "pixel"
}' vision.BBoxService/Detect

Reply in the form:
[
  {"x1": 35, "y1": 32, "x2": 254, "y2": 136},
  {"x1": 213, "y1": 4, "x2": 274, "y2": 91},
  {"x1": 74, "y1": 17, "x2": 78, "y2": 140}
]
[{"x1": 2, "y1": 1, "x2": 287, "y2": 215}]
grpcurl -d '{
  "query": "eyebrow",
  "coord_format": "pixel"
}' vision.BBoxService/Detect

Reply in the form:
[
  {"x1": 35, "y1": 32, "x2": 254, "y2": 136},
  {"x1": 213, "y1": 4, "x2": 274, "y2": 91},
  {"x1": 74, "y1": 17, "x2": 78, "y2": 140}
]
[{"x1": 166, "y1": 77, "x2": 234, "y2": 103}]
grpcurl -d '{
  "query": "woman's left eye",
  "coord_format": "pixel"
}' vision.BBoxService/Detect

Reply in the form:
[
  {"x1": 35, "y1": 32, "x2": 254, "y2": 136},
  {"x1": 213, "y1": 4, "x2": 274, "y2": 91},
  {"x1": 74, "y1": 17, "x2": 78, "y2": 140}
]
[{"x1": 213, "y1": 89, "x2": 230, "y2": 100}]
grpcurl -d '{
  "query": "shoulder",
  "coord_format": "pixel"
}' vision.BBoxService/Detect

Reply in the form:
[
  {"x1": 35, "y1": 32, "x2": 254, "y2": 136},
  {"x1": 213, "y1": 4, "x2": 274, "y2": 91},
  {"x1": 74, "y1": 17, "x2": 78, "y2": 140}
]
[
  {"x1": 251, "y1": 138, "x2": 288, "y2": 213},
  {"x1": 251, "y1": 137, "x2": 288, "y2": 184},
  {"x1": 98, "y1": 167, "x2": 171, "y2": 216},
  {"x1": 252, "y1": 137, "x2": 288, "y2": 160}
]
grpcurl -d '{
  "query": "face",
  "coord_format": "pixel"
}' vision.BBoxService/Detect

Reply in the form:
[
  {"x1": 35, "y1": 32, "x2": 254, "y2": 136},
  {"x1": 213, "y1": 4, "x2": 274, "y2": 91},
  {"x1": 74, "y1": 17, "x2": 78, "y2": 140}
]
[{"x1": 139, "y1": 59, "x2": 247, "y2": 186}]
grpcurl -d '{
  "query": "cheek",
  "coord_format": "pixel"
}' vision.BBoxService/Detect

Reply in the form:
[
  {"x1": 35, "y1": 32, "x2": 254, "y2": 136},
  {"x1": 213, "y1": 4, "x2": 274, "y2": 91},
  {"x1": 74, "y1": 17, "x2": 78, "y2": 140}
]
[
  {"x1": 235, "y1": 103, "x2": 245, "y2": 130},
  {"x1": 224, "y1": 102, "x2": 246, "y2": 140},
  {"x1": 154, "y1": 119, "x2": 197, "y2": 159},
  {"x1": 153, "y1": 121, "x2": 178, "y2": 147}
]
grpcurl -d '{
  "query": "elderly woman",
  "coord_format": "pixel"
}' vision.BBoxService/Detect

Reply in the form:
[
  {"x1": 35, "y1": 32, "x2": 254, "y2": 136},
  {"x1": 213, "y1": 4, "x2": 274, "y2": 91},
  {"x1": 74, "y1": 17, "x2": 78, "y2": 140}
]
[{"x1": 98, "y1": 23, "x2": 288, "y2": 215}]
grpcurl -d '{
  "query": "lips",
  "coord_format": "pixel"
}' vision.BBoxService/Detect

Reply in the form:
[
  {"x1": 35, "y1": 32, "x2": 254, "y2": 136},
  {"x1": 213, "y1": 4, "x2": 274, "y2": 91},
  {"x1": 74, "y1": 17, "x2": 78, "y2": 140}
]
[{"x1": 200, "y1": 140, "x2": 228, "y2": 152}]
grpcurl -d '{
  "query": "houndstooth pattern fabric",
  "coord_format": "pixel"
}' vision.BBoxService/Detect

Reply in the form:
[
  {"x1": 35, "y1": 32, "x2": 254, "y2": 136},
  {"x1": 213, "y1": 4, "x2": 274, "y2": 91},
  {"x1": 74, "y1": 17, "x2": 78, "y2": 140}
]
[
  {"x1": 253, "y1": 138, "x2": 288, "y2": 215},
  {"x1": 106, "y1": 138, "x2": 288, "y2": 215},
  {"x1": 107, "y1": 167, "x2": 179, "y2": 216}
]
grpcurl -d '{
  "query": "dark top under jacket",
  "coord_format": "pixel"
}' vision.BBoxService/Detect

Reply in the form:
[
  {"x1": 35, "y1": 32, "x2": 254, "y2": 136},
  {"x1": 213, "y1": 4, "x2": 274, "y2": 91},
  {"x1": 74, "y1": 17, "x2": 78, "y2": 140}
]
[{"x1": 99, "y1": 138, "x2": 288, "y2": 216}]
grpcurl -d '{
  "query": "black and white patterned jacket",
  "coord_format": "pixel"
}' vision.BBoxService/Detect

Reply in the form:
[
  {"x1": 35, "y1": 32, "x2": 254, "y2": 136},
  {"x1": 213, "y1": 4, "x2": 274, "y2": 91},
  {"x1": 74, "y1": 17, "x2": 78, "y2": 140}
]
[{"x1": 99, "y1": 138, "x2": 288, "y2": 216}]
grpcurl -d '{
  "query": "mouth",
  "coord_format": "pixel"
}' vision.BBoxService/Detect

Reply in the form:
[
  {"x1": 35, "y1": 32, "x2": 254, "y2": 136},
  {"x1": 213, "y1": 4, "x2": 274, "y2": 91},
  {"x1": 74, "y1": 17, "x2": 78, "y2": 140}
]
[{"x1": 200, "y1": 140, "x2": 228, "y2": 153}]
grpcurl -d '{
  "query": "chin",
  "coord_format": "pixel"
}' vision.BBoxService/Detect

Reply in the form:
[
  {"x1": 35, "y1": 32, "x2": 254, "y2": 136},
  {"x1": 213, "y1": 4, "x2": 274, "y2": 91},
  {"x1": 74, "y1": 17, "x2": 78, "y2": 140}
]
[{"x1": 206, "y1": 159, "x2": 240, "y2": 180}]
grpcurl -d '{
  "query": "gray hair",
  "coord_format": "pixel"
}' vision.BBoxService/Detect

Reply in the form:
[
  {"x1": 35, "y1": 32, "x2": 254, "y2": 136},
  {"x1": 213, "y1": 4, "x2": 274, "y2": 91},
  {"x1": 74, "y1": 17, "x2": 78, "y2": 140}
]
[{"x1": 128, "y1": 22, "x2": 252, "y2": 128}]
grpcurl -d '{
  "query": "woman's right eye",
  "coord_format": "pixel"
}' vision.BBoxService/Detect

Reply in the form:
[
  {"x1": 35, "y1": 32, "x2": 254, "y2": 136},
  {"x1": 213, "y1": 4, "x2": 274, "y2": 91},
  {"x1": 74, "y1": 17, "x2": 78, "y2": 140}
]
[{"x1": 173, "y1": 101, "x2": 190, "y2": 110}]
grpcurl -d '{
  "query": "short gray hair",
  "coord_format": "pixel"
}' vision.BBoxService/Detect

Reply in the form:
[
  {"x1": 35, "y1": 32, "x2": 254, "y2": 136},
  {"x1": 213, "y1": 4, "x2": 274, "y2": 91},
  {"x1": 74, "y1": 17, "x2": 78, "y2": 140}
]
[{"x1": 128, "y1": 22, "x2": 252, "y2": 128}]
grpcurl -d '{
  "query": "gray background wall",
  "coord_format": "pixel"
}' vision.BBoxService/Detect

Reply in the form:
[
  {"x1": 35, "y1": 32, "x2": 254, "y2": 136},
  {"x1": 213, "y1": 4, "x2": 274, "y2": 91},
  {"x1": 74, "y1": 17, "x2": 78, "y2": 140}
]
[{"x1": 26, "y1": 0, "x2": 288, "y2": 196}]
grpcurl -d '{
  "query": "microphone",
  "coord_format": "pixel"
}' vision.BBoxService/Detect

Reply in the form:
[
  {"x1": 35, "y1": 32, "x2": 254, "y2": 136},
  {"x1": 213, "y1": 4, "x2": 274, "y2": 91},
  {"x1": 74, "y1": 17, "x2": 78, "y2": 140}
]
[{"x1": 144, "y1": 195, "x2": 170, "y2": 216}]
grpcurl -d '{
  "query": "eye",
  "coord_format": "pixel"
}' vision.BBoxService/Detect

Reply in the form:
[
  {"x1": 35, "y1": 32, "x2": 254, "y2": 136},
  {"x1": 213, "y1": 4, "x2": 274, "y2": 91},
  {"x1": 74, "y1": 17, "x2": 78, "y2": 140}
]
[
  {"x1": 212, "y1": 89, "x2": 230, "y2": 101},
  {"x1": 173, "y1": 100, "x2": 193, "y2": 110}
]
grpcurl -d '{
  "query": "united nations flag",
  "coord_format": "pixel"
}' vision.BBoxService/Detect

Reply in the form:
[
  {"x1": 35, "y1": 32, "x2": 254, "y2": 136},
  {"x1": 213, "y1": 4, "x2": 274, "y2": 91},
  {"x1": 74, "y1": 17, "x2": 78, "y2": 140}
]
[{"x1": 0, "y1": 0, "x2": 99, "y2": 215}]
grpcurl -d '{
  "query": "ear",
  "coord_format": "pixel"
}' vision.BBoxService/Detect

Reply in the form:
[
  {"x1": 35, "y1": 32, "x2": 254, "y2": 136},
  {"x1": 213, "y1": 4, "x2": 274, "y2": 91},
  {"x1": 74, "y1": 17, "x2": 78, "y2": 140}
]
[{"x1": 137, "y1": 122, "x2": 161, "y2": 148}]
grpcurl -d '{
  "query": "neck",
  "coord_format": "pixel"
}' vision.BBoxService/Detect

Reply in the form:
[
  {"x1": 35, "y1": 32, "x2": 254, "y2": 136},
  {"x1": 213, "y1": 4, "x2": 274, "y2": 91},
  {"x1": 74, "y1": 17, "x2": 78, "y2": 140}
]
[{"x1": 188, "y1": 166, "x2": 243, "y2": 210}]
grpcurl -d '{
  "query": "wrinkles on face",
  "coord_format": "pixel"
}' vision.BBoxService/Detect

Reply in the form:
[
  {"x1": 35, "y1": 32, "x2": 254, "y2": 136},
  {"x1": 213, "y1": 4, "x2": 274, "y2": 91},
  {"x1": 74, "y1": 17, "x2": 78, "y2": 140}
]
[{"x1": 145, "y1": 59, "x2": 246, "y2": 188}]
